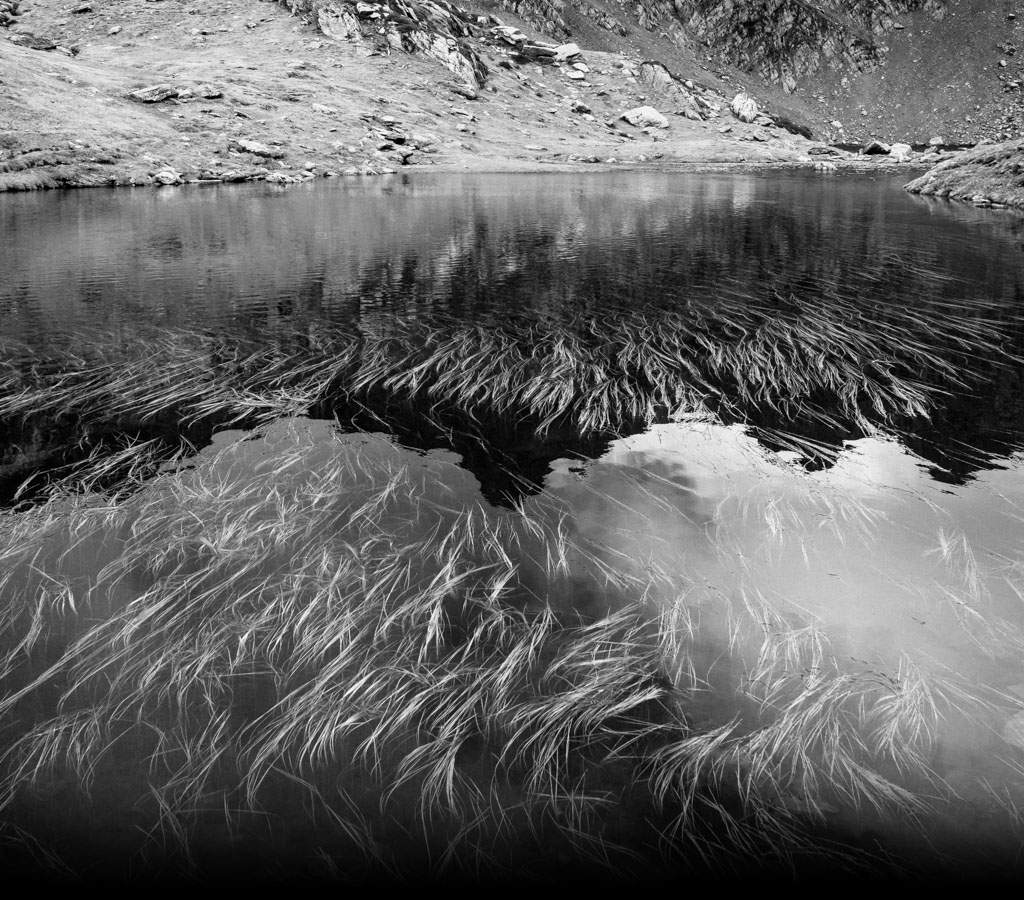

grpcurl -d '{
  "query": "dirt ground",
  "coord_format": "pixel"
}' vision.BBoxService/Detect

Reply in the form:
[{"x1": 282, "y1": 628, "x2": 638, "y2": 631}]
[{"x1": 0, "y1": 0, "x2": 932, "y2": 190}]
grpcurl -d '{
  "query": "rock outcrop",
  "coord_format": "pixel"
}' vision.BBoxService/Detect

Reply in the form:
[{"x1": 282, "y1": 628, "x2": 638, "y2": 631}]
[
  {"x1": 904, "y1": 138, "x2": 1024, "y2": 207},
  {"x1": 277, "y1": 0, "x2": 489, "y2": 86}
]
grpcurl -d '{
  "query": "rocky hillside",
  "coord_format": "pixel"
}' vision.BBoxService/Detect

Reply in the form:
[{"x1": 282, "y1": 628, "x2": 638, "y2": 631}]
[
  {"x1": 532, "y1": 0, "x2": 1024, "y2": 145},
  {"x1": 492, "y1": 0, "x2": 1024, "y2": 146},
  {"x1": 270, "y1": 0, "x2": 1024, "y2": 146},
  {"x1": 0, "y1": 0, "x2": 1019, "y2": 191}
]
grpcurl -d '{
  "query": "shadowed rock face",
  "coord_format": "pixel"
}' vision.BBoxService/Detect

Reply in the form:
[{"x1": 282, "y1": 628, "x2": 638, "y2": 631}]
[{"x1": 675, "y1": 0, "x2": 946, "y2": 91}]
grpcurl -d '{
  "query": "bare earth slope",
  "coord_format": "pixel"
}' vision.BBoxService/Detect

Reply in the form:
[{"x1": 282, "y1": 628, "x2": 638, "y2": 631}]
[{"x1": 0, "y1": 0, "x2": 916, "y2": 190}]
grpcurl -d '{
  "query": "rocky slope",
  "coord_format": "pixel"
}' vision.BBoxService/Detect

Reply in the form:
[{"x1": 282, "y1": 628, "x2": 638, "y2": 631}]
[
  {"x1": 0, "y1": 0, "x2": 1017, "y2": 191},
  {"x1": 679, "y1": 0, "x2": 945, "y2": 92},
  {"x1": 0, "y1": 0, "x2": 874, "y2": 190}
]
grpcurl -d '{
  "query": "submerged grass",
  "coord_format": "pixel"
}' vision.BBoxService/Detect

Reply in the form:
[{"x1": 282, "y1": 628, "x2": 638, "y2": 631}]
[
  {"x1": 1, "y1": 280, "x2": 1019, "y2": 501},
  {"x1": 0, "y1": 418, "x2": 1021, "y2": 881},
  {"x1": 0, "y1": 285, "x2": 1023, "y2": 880}
]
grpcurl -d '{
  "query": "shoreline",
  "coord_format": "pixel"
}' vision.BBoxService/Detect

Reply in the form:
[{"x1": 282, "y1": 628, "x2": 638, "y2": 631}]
[{"x1": 0, "y1": 146, "x2": 937, "y2": 193}]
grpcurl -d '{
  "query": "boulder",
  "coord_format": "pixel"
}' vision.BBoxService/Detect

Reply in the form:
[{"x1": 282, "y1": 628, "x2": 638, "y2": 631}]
[
  {"x1": 620, "y1": 106, "x2": 669, "y2": 129},
  {"x1": 8, "y1": 32, "x2": 56, "y2": 50},
  {"x1": 228, "y1": 138, "x2": 286, "y2": 159},
  {"x1": 153, "y1": 170, "x2": 182, "y2": 185},
  {"x1": 861, "y1": 139, "x2": 891, "y2": 155},
  {"x1": 730, "y1": 92, "x2": 758, "y2": 123},
  {"x1": 889, "y1": 142, "x2": 912, "y2": 162},
  {"x1": 128, "y1": 84, "x2": 179, "y2": 103},
  {"x1": 638, "y1": 61, "x2": 674, "y2": 88},
  {"x1": 928, "y1": 136, "x2": 945, "y2": 147},
  {"x1": 491, "y1": 24, "x2": 527, "y2": 45},
  {"x1": 448, "y1": 82, "x2": 478, "y2": 100},
  {"x1": 553, "y1": 42, "x2": 581, "y2": 62}
]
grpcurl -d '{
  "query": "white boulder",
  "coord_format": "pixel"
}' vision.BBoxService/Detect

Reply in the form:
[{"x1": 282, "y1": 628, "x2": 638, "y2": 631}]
[
  {"x1": 730, "y1": 92, "x2": 758, "y2": 123},
  {"x1": 620, "y1": 105, "x2": 669, "y2": 128}
]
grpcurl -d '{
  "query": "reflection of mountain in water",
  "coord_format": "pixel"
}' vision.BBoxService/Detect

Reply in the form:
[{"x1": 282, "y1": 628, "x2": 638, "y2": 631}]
[{"x1": 2, "y1": 173, "x2": 1024, "y2": 502}]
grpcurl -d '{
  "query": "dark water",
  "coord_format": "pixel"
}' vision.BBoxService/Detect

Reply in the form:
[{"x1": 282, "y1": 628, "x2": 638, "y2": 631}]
[
  {"x1": 5, "y1": 173, "x2": 1024, "y2": 878},
  {"x1": 5, "y1": 171, "x2": 1024, "y2": 334},
  {"x1": 3, "y1": 171, "x2": 1024, "y2": 488}
]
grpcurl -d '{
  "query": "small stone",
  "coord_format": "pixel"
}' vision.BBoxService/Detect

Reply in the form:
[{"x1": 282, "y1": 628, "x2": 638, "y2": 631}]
[{"x1": 107, "y1": 25, "x2": 122, "y2": 35}]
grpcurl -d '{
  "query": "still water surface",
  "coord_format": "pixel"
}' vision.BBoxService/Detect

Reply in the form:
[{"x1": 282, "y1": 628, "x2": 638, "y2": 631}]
[
  {"x1": 4, "y1": 172, "x2": 1024, "y2": 875},
  {"x1": 4, "y1": 171, "x2": 1024, "y2": 332}
]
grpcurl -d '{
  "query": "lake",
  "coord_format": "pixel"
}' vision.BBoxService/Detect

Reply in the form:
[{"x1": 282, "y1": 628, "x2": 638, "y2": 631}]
[{"x1": 2, "y1": 172, "x2": 1024, "y2": 882}]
